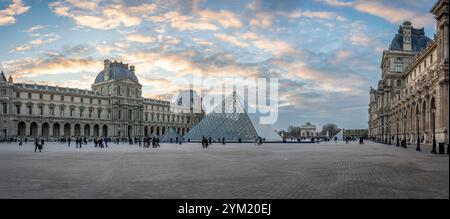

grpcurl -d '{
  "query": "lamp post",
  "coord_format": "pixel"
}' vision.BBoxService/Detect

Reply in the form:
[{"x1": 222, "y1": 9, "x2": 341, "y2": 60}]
[
  {"x1": 431, "y1": 107, "x2": 437, "y2": 154},
  {"x1": 403, "y1": 115, "x2": 407, "y2": 148},
  {"x1": 416, "y1": 112, "x2": 421, "y2": 152},
  {"x1": 396, "y1": 118, "x2": 400, "y2": 147}
]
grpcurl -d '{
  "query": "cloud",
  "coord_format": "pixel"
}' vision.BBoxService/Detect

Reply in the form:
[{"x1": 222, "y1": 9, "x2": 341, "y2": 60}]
[
  {"x1": 318, "y1": 0, "x2": 434, "y2": 27},
  {"x1": 125, "y1": 34, "x2": 155, "y2": 43},
  {"x1": 197, "y1": 9, "x2": 243, "y2": 29},
  {"x1": 0, "y1": 0, "x2": 30, "y2": 26},
  {"x1": 26, "y1": 25, "x2": 45, "y2": 33},
  {"x1": 288, "y1": 10, "x2": 344, "y2": 21},
  {"x1": 2, "y1": 56, "x2": 100, "y2": 79},
  {"x1": 148, "y1": 11, "x2": 219, "y2": 31},
  {"x1": 214, "y1": 34, "x2": 249, "y2": 48},
  {"x1": 49, "y1": 1, "x2": 151, "y2": 30},
  {"x1": 10, "y1": 33, "x2": 60, "y2": 53}
]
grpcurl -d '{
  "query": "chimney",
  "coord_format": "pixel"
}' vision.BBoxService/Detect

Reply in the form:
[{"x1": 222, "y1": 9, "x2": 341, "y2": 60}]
[
  {"x1": 130, "y1": 65, "x2": 135, "y2": 74},
  {"x1": 104, "y1": 59, "x2": 111, "y2": 81},
  {"x1": 402, "y1": 21, "x2": 412, "y2": 51}
]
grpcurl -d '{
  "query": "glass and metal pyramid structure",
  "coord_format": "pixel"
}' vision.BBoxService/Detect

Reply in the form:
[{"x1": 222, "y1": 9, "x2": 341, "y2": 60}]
[
  {"x1": 184, "y1": 91, "x2": 282, "y2": 142},
  {"x1": 161, "y1": 128, "x2": 182, "y2": 143}
]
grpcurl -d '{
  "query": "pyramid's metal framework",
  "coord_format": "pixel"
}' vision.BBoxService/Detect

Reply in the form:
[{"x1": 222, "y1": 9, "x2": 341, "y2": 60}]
[{"x1": 184, "y1": 92, "x2": 282, "y2": 142}]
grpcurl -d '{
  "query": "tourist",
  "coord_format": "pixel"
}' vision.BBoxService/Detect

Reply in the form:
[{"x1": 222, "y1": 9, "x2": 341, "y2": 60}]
[
  {"x1": 34, "y1": 139, "x2": 42, "y2": 152},
  {"x1": 359, "y1": 137, "x2": 364, "y2": 144},
  {"x1": 18, "y1": 138, "x2": 22, "y2": 146},
  {"x1": 222, "y1": 137, "x2": 225, "y2": 145},
  {"x1": 201, "y1": 136, "x2": 205, "y2": 148},
  {"x1": 67, "y1": 137, "x2": 71, "y2": 147}
]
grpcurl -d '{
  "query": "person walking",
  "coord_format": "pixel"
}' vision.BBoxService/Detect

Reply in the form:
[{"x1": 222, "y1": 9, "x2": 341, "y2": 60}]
[
  {"x1": 34, "y1": 139, "x2": 42, "y2": 152},
  {"x1": 222, "y1": 137, "x2": 225, "y2": 145}
]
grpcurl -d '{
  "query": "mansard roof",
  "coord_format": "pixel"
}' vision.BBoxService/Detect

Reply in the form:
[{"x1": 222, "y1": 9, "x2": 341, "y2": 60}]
[{"x1": 389, "y1": 24, "x2": 432, "y2": 52}]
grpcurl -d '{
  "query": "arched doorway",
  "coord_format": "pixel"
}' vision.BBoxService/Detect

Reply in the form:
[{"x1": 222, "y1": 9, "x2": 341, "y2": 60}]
[
  {"x1": 128, "y1": 125, "x2": 133, "y2": 137},
  {"x1": 74, "y1": 124, "x2": 81, "y2": 137},
  {"x1": 53, "y1": 123, "x2": 60, "y2": 137},
  {"x1": 84, "y1": 124, "x2": 90, "y2": 137},
  {"x1": 144, "y1": 126, "x2": 149, "y2": 137},
  {"x1": 30, "y1": 122, "x2": 38, "y2": 137},
  {"x1": 102, "y1": 125, "x2": 108, "y2": 137},
  {"x1": 421, "y1": 101, "x2": 427, "y2": 142},
  {"x1": 64, "y1": 123, "x2": 71, "y2": 137},
  {"x1": 18, "y1": 122, "x2": 26, "y2": 137},
  {"x1": 93, "y1": 124, "x2": 99, "y2": 137},
  {"x1": 42, "y1": 123, "x2": 49, "y2": 137}
]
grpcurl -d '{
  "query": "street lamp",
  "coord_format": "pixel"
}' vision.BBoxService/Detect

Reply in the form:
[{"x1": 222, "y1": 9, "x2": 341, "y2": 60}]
[
  {"x1": 416, "y1": 112, "x2": 421, "y2": 152},
  {"x1": 396, "y1": 118, "x2": 400, "y2": 147},
  {"x1": 431, "y1": 107, "x2": 437, "y2": 154}
]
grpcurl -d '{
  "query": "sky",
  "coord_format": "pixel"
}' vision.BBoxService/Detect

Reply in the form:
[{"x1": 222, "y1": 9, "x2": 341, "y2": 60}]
[{"x1": 0, "y1": 0, "x2": 438, "y2": 130}]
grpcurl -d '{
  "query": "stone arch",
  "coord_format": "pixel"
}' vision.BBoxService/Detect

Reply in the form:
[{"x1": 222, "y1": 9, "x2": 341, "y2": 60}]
[
  {"x1": 128, "y1": 125, "x2": 133, "y2": 137},
  {"x1": 84, "y1": 124, "x2": 90, "y2": 137},
  {"x1": 17, "y1": 122, "x2": 26, "y2": 137},
  {"x1": 74, "y1": 124, "x2": 81, "y2": 137},
  {"x1": 93, "y1": 124, "x2": 100, "y2": 137},
  {"x1": 53, "y1": 123, "x2": 60, "y2": 137},
  {"x1": 144, "y1": 126, "x2": 149, "y2": 137},
  {"x1": 30, "y1": 122, "x2": 38, "y2": 137},
  {"x1": 64, "y1": 123, "x2": 71, "y2": 137},
  {"x1": 42, "y1": 122, "x2": 50, "y2": 137},
  {"x1": 102, "y1": 125, "x2": 108, "y2": 137},
  {"x1": 421, "y1": 100, "x2": 428, "y2": 140}
]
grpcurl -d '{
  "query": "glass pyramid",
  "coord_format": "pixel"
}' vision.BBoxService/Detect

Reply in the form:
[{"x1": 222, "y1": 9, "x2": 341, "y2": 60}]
[
  {"x1": 184, "y1": 92, "x2": 282, "y2": 142},
  {"x1": 161, "y1": 128, "x2": 182, "y2": 143}
]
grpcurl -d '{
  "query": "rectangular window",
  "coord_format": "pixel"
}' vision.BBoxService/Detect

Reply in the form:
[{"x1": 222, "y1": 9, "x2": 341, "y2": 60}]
[
  {"x1": 97, "y1": 109, "x2": 101, "y2": 118},
  {"x1": 39, "y1": 106, "x2": 43, "y2": 116},
  {"x1": 81, "y1": 97, "x2": 84, "y2": 103},
  {"x1": 60, "y1": 108, "x2": 65, "y2": 117},
  {"x1": 80, "y1": 109, "x2": 84, "y2": 117},
  {"x1": 50, "y1": 107, "x2": 54, "y2": 116},
  {"x1": 39, "y1": 94, "x2": 43, "y2": 99},
  {"x1": 71, "y1": 96, "x2": 74, "y2": 102},
  {"x1": 50, "y1": 95, "x2": 54, "y2": 101},
  {"x1": 70, "y1": 109, "x2": 74, "y2": 117},
  {"x1": 89, "y1": 109, "x2": 93, "y2": 118},
  {"x1": 16, "y1": 105, "x2": 20, "y2": 115},
  {"x1": 2, "y1": 103, "x2": 7, "y2": 114},
  {"x1": 27, "y1": 106, "x2": 32, "y2": 115},
  {"x1": 16, "y1": 92, "x2": 20, "y2": 98},
  {"x1": 98, "y1": 99, "x2": 101, "y2": 105},
  {"x1": 118, "y1": 110, "x2": 121, "y2": 119},
  {"x1": 61, "y1": 95, "x2": 64, "y2": 101},
  {"x1": 90, "y1": 98, "x2": 93, "y2": 104},
  {"x1": 28, "y1": 93, "x2": 32, "y2": 99}
]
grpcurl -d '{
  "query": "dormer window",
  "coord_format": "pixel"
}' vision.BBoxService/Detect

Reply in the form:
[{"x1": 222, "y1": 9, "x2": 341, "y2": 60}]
[{"x1": 394, "y1": 59, "x2": 403, "y2": 72}]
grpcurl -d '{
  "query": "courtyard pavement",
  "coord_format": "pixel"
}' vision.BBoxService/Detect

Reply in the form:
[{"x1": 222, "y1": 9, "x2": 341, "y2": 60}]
[{"x1": 0, "y1": 141, "x2": 448, "y2": 199}]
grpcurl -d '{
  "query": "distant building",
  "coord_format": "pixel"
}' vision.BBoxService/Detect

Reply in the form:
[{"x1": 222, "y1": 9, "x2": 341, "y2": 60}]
[
  {"x1": 299, "y1": 122, "x2": 317, "y2": 139},
  {"x1": 0, "y1": 60, "x2": 203, "y2": 140}
]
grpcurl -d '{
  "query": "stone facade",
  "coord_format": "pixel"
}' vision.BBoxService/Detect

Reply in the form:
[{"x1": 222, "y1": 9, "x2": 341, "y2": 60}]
[
  {"x1": 299, "y1": 122, "x2": 317, "y2": 138},
  {"x1": 368, "y1": 0, "x2": 449, "y2": 147},
  {"x1": 0, "y1": 60, "x2": 203, "y2": 140}
]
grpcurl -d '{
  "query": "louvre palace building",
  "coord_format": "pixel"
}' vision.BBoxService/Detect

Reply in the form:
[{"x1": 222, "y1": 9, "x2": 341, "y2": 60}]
[
  {"x1": 368, "y1": 0, "x2": 449, "y2": 150},
  {"x1": 0, "y1": 59, "x2": 203, "y2": 140}
]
